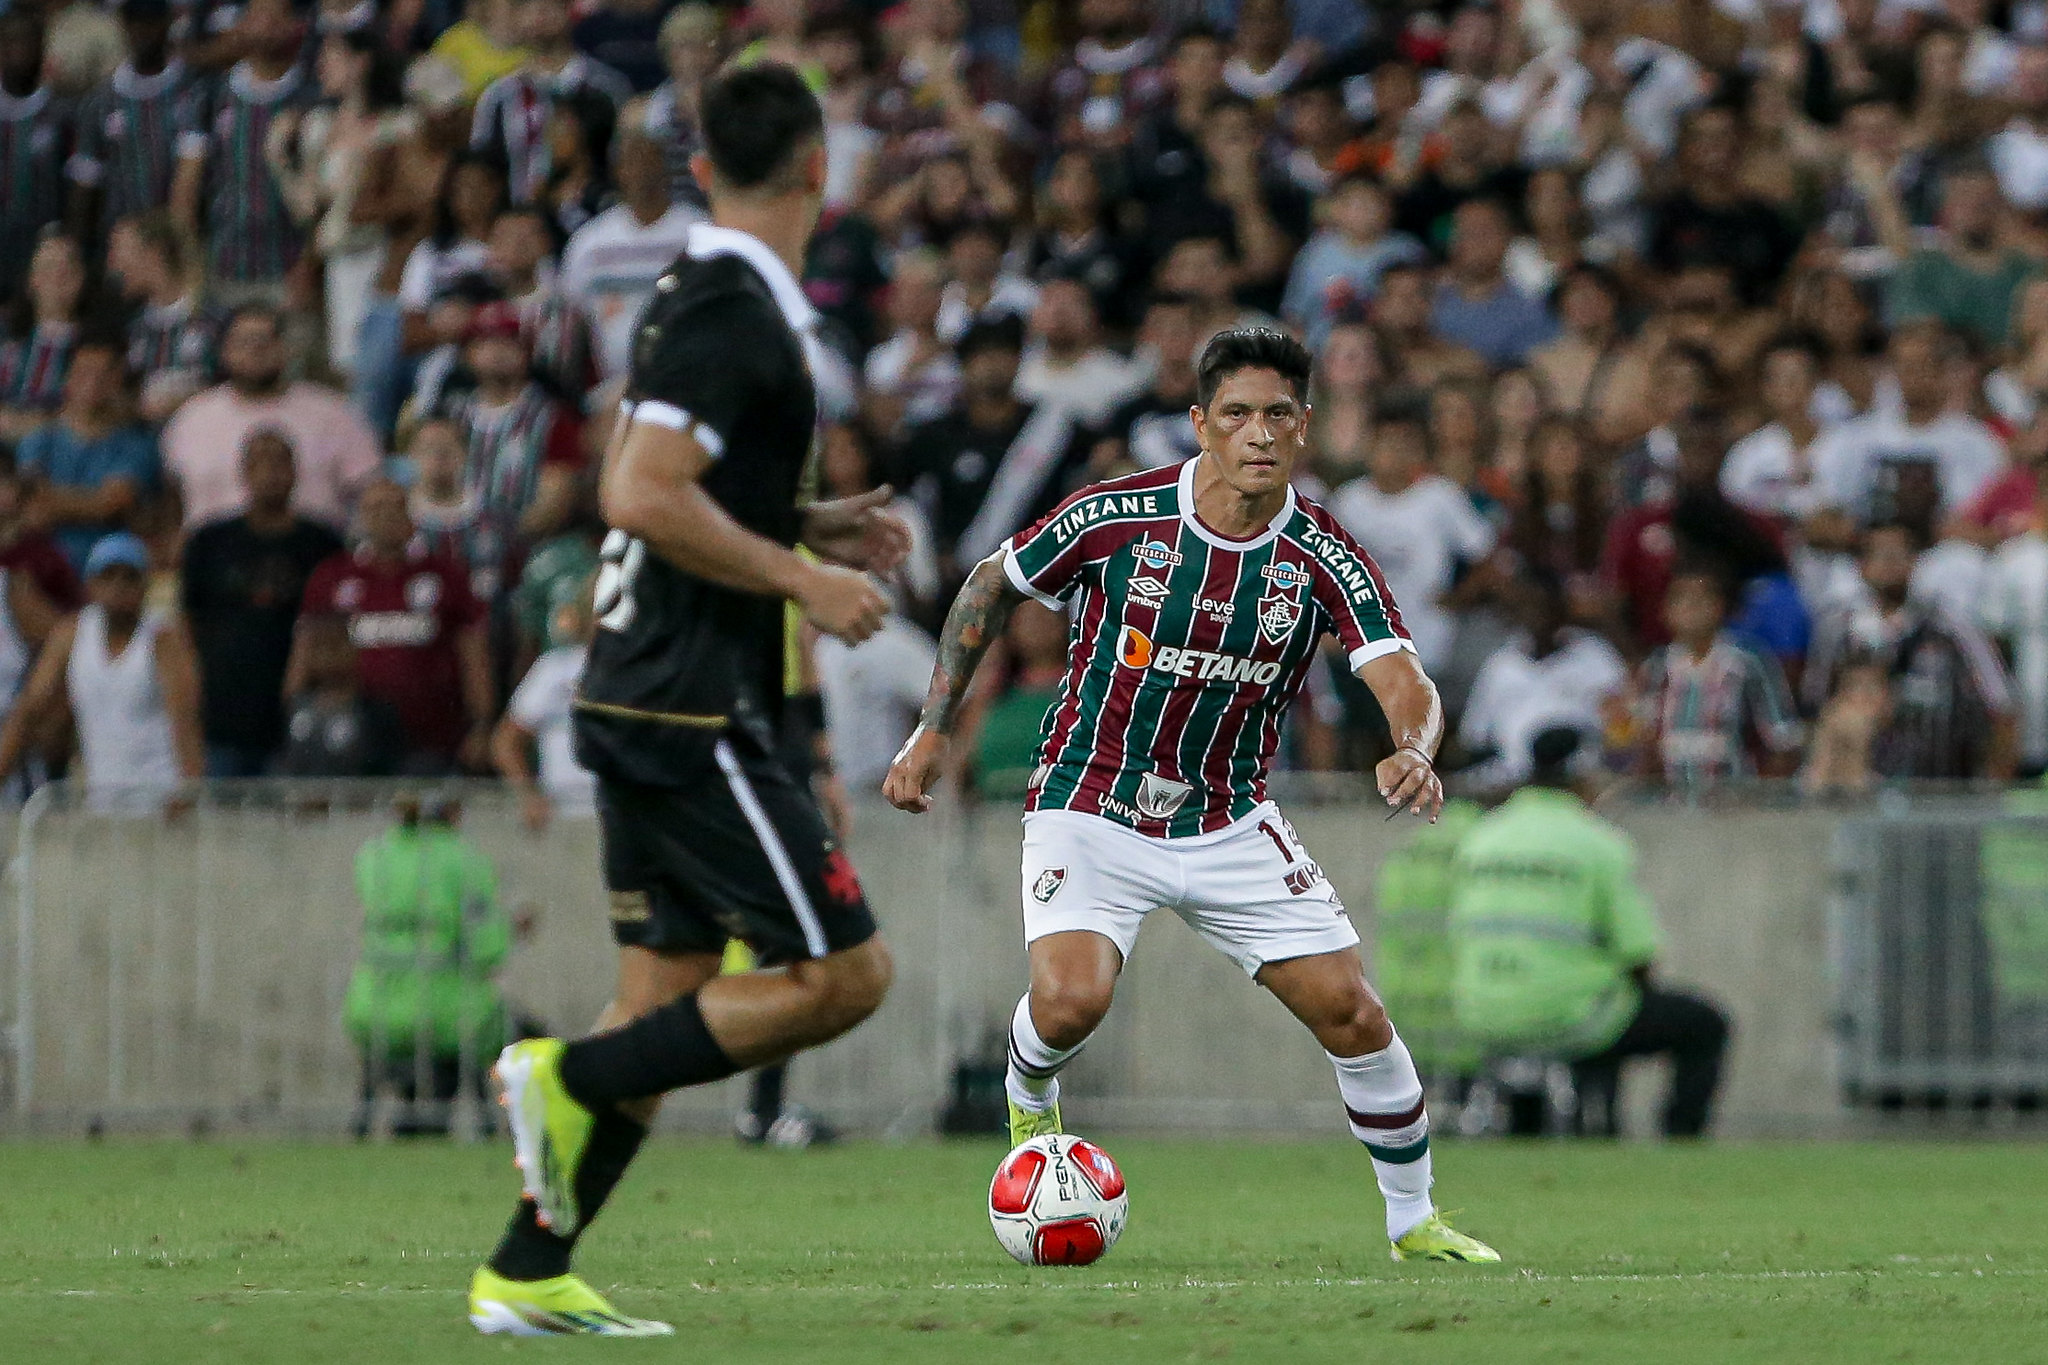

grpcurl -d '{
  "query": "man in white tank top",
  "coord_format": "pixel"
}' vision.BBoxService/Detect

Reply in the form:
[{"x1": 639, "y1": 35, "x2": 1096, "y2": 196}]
[{"x1": 0, "y1": 533, "x2": 204, "y2": 813}]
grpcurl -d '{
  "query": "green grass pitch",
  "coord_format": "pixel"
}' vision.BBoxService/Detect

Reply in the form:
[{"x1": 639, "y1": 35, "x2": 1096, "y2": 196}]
[{"x1": 0, "y1": 1138, "x2": 2043, "y2": 1363}]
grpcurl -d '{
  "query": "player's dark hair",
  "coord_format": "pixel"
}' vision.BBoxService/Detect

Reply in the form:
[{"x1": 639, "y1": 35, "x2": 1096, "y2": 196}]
[
  {"x1": 1196, "y1": 328, "x2": 1313, "y2": 409},
  {"x1": 1170, "y1": 19, "x2": 1226, "y2": 50},
  {"x1": 700, "y1": 62, "x2": 825, "y2": 193}
]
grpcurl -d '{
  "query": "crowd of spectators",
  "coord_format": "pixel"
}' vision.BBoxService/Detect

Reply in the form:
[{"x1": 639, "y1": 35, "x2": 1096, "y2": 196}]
[{"x1": 5, "y1": 0, "x2": 2048, "y2": 811}]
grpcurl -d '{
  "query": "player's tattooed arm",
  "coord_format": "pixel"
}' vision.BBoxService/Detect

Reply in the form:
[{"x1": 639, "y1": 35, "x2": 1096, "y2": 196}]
[
  {"x1": 921, "y1": 550, "x2": 1027, "y2": 736},
  {"x1": 884, "y1": 550, "x2": 1024, "y2": 812}
]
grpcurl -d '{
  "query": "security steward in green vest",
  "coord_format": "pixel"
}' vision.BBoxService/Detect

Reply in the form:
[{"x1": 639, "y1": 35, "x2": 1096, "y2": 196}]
[
  {"x1": 347, "y1": 795, "x2": 518, "y2": 1136},
  {"x1": 1450, "y1": 728, "x2": 1730, "y2": 1136},
  {"x1": 1375, "y1": 799, "x2": 1486, "y2": 1079}
]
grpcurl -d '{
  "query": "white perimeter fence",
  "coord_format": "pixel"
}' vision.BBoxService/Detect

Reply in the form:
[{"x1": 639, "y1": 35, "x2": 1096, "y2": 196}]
[{"x1": 2, "y1": 779, "x2": 2036, "y2": 1139}]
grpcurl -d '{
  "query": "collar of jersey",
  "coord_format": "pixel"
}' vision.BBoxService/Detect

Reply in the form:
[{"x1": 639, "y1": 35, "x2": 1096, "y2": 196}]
[
  {"x1": 113, "y1": 59, "x2": 184, "y2": 100},
  {"x1": 684, "y1": 222, "x2": 818, "y2": 336},
  {"x1": 0, "y1": 84, "x2": 50, "y2": 119},
  {"x1": 228, "y1": 61, "x2": 301, "y2": 102},
  {"x1": 1175, "y1": 454, "x2": 1296, "y2": 553}
]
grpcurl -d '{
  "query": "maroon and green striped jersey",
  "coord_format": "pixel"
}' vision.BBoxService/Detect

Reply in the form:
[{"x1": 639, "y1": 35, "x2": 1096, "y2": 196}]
[
  {"x1": 180, "y1": 63, "x2": 308, "y2": 286},
  {"x1": 1003, "y1": 458, "x2": 1412, "y2": 838}
]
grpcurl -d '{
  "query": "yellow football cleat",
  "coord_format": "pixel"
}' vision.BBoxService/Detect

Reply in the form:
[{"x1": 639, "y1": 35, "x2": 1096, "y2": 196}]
[
  {"x1": 468, "y1": 1267, "x2": 674, "y2": 1337},
  {"x1": 1007, "y1": 1095, "x2": 1064, "y2": 1148},
  {"x1": 1391, "y1": 1213, "x2": 1502, "y2": 1263},
  {"x1": 493, "y1": 1038, "x2": 595, "y2": 1238}
]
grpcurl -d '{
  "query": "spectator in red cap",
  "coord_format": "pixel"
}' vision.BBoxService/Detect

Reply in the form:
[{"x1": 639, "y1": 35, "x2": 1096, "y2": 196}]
[{"x1": 436, "y1": 300, "x2": 583, "y2": 546}]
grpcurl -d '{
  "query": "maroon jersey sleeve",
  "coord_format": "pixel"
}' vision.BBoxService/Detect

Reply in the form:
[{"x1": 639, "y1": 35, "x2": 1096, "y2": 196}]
[{"x1": 1003, "y1": 480, "x2": 1175, "y2": 607}]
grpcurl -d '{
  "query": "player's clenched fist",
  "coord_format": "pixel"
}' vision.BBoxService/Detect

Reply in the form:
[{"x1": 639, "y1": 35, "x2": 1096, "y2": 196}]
[
  {"x1": 1376, "y1": 745, "x2": 1443, "y2": 822},
  {"x1": 883, "y1": 724, "x2": 947, "y2": 813},
  {"x1": 798, "y1": 563, "x2": 888, "y2": 644}
]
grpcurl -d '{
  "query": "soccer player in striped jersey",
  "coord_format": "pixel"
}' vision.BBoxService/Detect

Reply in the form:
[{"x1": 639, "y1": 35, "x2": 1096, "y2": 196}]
[{"x1": 885, "y1": 327, "x2": 1501, "y2": 1264}]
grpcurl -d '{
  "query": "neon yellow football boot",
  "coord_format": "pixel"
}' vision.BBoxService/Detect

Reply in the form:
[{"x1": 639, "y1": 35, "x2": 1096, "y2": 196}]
[
  {"x1": 468, "y1": 1267, "x2": 674, "y2": 1337},
  {"x1": 1391, "y1": 1213, "x2": 1503, "y2": 1263},
  {"x1": 1007, "y1": 1095, "x2": 1064, "y2": 1148},
  {"x1": 493, "y1": 1038, "x2": 595, "y2": 1238}
]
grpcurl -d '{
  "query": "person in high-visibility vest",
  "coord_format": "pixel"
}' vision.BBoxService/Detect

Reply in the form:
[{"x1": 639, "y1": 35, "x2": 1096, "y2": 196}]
[
  {"x1": 347, "y1": 795, "x2": 520, "y2": 1137},
  {"x1": 1450, "y1": 728, "x2": 1730, "y2": 1137},
  {"x1": 1375, "y1": 799, "x2": 1485, "y2": 1082}
]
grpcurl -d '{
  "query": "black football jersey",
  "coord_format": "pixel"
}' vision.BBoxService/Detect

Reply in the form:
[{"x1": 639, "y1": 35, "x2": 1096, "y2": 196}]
[{"x1": 576, "y1": 223, "x2": 819, "y2": 786}]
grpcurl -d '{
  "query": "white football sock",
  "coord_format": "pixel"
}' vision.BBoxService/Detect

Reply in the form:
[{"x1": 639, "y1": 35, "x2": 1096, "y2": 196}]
[
  {"x1": 1329, "y1": 1031, "x2": 1435, "y2": 1240},
  {"x1": 1005, "y1": 994, "x2": 1085, "y2": 1113}
]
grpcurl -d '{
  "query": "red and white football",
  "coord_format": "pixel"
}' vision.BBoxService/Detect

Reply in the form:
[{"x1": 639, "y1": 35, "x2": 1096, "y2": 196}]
[{"x1": 988, "y1": 1134, "x2": 1129, "y2": 1266}]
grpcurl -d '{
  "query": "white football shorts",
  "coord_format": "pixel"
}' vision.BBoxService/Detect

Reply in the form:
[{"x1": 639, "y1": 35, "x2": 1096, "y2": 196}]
[{"x1": 1020, "y1": 801, "x2": 1360, "y2": 977}]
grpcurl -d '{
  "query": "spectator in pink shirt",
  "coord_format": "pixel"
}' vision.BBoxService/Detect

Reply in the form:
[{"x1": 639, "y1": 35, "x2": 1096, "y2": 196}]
[{"x1": 160, "y1": 303, "x2": 383, "y2": 533}]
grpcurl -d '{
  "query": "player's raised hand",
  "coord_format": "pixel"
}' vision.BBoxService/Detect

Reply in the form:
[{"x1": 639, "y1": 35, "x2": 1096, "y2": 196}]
[
  {"x1": 800, "y1": 563, "x2": 889, "y2": 644},
  {"x1": 803, "y1": 486, "x2": 913, "y2": 575},
  {"x1": 1375, "y1": 745, "x2": 1443, "y2": 823},
  {"x1": 883, "y1": 724, "x2": 947, "y2": 813}
]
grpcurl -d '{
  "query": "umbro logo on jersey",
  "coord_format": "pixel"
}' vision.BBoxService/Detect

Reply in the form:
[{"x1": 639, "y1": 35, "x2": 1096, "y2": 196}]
[
  {"x1": 1132, "y1": 538, "x2": 1183, "y2": 569},
  {"x1": 1257, "y1": 591, "x2": 1301, "y2": 645},
  {"x1": 1128, "y1": 575, "x2": 1170, "y2": 608},
  {"x1": 1032, "y1": 867, "x2": 1068, "y2": 903}
]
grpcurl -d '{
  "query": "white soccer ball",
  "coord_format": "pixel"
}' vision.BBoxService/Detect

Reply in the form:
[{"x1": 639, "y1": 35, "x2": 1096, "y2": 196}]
[{"x1": 988, "y1": 1133, "x2": 1129, "y2": 1266}]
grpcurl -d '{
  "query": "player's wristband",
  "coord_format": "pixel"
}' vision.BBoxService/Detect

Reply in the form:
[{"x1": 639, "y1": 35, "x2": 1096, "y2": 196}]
[{"x1": 1396, "y1": 744, "x2": 1434, "y2": 766}]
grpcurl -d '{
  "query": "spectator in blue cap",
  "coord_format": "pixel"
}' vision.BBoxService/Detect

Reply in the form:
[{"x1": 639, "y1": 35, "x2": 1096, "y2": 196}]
[{"x1": 0, "y1": 530, "x2": 203, "y2": 812}]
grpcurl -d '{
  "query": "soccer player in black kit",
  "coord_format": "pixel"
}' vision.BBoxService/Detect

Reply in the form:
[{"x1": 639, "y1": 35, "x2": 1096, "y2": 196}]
[{"x1": 469, "y1": 64, "x2": 908, "y2": 1337}]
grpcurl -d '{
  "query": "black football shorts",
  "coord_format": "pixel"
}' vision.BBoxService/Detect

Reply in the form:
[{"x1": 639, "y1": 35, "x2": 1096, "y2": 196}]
[{"x1": 594, "y1": 729, "x2": 877, "y2": 964}]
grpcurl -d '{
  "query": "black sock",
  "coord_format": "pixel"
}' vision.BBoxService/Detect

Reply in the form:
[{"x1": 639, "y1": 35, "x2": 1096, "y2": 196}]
[
  {"x1": 750, "y1": 1063, "x2": 786, "y2": 1123},
  {"x1": 488, "y1": 1108, "x2": 649, "y2": 1281},
  {"x1": 556, "y1": 989, "x2": 743, "y2": 1110}
]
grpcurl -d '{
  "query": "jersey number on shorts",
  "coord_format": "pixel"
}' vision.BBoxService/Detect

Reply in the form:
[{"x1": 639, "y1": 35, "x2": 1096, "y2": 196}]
[{"x1": 593, "y1": 529, "x2": 647, "y2": 632}]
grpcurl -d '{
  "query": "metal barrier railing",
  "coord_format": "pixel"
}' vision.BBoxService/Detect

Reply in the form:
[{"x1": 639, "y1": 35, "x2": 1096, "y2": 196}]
[
  {"x1": 0, "y1": 780, "x2": 964, "y2": 1139},
  {"x1": 1833, "y1": 799, "x2": 2048, "y2": 1105},
  {"x1": 13, "y1": 776, "x2": 2042, "y2": 1138}
]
